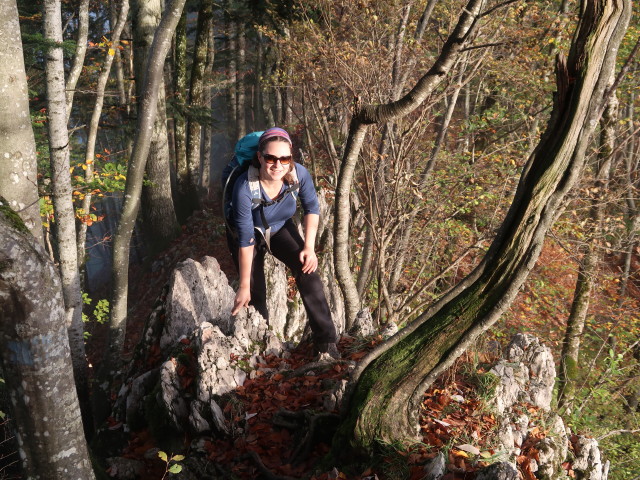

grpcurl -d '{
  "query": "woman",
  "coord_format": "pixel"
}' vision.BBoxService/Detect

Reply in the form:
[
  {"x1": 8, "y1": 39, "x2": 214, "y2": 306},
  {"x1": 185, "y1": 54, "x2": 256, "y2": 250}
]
[{"x1": 228, "y1": 127, "x2": 338, "y2": 356}]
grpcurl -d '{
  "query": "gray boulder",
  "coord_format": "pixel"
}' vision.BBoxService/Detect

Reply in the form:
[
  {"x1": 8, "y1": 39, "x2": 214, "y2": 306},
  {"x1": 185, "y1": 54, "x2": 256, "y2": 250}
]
[{"x1": 489, "y1": 333, "x2": 556, "y2": 414}]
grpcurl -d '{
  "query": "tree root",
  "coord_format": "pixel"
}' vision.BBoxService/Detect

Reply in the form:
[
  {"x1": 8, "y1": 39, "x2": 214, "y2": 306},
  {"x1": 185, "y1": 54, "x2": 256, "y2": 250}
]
[
  {"x1": 289, "y1": 358, "x2": 351, "y2": 378},
  {"x1": 272, "y1": 409, "x2": 341, "y2": 465},
  {"x1": 244, "y1": 450, "x2": 299, "y2": 480}
]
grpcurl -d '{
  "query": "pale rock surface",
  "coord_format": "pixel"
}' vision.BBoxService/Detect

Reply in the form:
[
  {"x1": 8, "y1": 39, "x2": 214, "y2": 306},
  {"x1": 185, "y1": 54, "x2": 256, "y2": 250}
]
[
  {"x1": 351, "y1": 308, "x2": 376, "y2": 337},
  {"x1": 422, "y1": 452, "x2": 446, "y2": 480},
  {"x1": 487, "y1": 334, "x2": 608, "y2": 480},
  {"x1": 572, "y1": 436, "x2": 609, "y2": 480},
  {"x1": 161, "y1": 257, "x2": 235, "y2": 351},
  {"x1": 489, "y1": 333, "x2": 555, "y2": 414}
]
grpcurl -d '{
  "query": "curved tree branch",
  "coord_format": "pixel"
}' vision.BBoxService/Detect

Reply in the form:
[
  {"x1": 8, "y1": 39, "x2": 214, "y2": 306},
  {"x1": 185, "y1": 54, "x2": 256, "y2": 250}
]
[{"x1": 334, "y1": 0, "x2": 486, "y2": 327}]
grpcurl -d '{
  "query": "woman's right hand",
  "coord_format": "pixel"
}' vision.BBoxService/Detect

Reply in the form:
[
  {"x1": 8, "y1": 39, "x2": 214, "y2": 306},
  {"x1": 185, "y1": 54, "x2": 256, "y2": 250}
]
[{"x1": 232, "y1": 286, "x2": 251, "y2": 315}]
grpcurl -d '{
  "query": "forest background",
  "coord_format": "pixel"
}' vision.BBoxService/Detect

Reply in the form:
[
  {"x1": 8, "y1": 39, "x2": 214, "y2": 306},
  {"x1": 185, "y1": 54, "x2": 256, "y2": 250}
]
[{"x1": 0, "y1": 0, "x2": 639, "y2": 478}]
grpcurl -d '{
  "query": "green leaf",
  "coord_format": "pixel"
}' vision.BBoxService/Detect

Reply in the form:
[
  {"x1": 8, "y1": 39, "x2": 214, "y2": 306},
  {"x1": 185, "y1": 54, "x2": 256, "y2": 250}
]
[
  {"x1": 171, "y1": 455, "x2": 185, "y2": 462},
  {"x1": 168, "y1": 464, "x2": 182, "y2": 474},
  {"x1": 158, "y1": 451, "x2": 168, "y2": 462}
]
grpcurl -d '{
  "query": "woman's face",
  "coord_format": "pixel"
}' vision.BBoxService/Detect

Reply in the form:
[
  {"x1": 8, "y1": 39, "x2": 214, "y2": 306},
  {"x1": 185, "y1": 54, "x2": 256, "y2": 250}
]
[{"x1": 258, "y1": 140, "x2": 292, "y2": 182}]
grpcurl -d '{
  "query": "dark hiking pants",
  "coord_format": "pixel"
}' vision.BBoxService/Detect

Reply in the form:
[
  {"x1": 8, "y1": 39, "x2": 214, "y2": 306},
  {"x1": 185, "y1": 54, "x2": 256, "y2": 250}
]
[{"x1": 227, "y1": 219, "x2": 337, "y2": 346}]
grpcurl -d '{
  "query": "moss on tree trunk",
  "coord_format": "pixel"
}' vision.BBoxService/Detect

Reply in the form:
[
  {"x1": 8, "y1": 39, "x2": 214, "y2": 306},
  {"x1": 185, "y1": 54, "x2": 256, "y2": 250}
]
[{"x1": 333, "y1": 0, "x2": 632, "y2": 458}]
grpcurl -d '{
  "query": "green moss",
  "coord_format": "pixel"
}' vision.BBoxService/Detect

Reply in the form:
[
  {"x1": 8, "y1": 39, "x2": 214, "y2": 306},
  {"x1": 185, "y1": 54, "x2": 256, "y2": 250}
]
[{"x1": 0, "y1": 197, "x2": 30, "y2": 235}]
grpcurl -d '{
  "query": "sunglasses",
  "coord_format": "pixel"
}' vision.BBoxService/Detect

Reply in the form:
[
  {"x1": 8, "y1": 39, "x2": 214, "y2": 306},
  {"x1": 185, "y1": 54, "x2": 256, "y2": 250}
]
[{"x1": 261, "y1": 153, "x2": 292, "y2": 165}]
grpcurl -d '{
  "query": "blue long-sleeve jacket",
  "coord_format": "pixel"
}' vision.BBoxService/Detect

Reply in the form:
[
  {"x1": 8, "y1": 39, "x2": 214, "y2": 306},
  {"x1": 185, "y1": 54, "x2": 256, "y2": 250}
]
[{"x1": 231, "y1": 163, "x2": 320, "y2": 247}]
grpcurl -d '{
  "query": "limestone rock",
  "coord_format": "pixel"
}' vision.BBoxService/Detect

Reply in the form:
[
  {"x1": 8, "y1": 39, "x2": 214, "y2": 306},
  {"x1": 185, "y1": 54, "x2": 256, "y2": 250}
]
[
  {"x1": 323, "y1": 379, "x2": 348, "y2": 412},
  {"x1": 159, "y1": 360, "x2": 189, "y2": 431},
  {"x1": 351, "y1": 308, "x2": 376, "y2": 337},
  {"x1": 489, "y1": 333, "x2": 555, "y2": 414},
  {"x1": 572, "y1": 436, "x2": 609, "y2": 480},
  {"x1": 380, "y1": 321, "x2": 399, "y2": 338},
  {"x1": 161, "y1": 257, "x2": 235, "y2": 351},
  {"x1": 422, "y1": 452, "x2": 446, "y2": 480},
  {"x1": 263, "y1": 253, "x2": 293, "y2": 337},
  {"x1": 482, "y1": 334, "x2": 607, "y2": 480},
  {"x1": 532, "y1": 413, "x2": 568, "y2": 480},
  {"x1": 474, "y1": 462, "x2": 519, "y2": 480}
]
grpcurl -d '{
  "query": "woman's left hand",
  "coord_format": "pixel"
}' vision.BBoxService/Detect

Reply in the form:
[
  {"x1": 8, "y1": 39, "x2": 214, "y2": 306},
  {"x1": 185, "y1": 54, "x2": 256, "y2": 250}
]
[{"x1": 299, "y1": 247, "x2": 318, "y2": 274}]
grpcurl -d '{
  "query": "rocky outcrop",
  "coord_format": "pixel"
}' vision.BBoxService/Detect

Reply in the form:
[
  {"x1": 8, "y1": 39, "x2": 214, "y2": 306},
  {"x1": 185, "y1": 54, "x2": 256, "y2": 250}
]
[
  {"x1": 109, "y1": 262, "x2": 610, "y2": 480},
  {"x1": 489, "y1": 333, "x2": 556, "y2": 415},
  {"x1": 116, "y1": 253, "x2": 346, "y2": 437},
  {"x1": 488, "y1": 333, "x2": 607, "y2": 480}
]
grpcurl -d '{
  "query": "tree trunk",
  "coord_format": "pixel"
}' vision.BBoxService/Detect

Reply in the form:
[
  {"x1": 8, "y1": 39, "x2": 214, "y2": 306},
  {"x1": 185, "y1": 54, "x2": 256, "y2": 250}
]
[
  {"x1": 0, "y1": 0, "x2": 43, "y2": 244},
  {"x1": 132, "y1": 0, "x2": 180, "y2": 256},
  {"x1": 173, "y1": 11, "x2": 188, "y2": 210},
  {"x1": 111, "y1": 0, "x2": 128, "y2": 108},
  {"x1": 184, "y1": 0, "x2": 213, "y2": 211},
  {"x1": 0, "y1": 208, "x2": 95, "y2": 479},
  {"x1": 110, "y1": 0, "x2": 187, "y2": 364},
  {"x1": 334, "y1": 0, "x2": 631, "y2": 454},
  {"x1": 236, "y1": 18, "x2": 247, "y2": 137},
  {"x1": 77, "y1": 0, "x2": 129, "y2": 268},
  {"x1": 65, "y1": 0, "x2": 89, "y2": 122},
  {"x1": 201, "y1": 22, "x2": 215, "y2": 197},
  {"x1": 557, "y1": 83, "x2": 618, "y2": 410},
  {"x1": 334, "y1": 0, "x2": 485, "y2": 326},
  {"x1": 226, "y1": 1, "x2": 238, "y2": 141},
  {"x1": 43, "y1": 0, "x2": 91, "y2": 432}
]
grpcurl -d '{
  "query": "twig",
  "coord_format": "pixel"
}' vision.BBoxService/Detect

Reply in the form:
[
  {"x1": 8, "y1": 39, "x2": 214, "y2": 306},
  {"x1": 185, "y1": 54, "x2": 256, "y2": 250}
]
[{"x1": 597, "y1": 428, "x2": 640, "y2": 441}]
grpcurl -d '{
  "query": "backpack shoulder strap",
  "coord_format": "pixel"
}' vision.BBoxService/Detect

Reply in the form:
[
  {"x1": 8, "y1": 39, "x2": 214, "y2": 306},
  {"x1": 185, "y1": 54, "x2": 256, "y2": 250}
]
[
  {"x1": 289, "y1": 164, "x2": 300, "y2": 197},
  {"x1": 247, "y1": 165, "x2": 262, "y2": 208}
]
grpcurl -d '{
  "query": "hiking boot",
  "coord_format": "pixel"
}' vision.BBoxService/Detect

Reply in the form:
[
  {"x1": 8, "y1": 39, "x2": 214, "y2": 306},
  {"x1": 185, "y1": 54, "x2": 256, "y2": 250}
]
[{"x1": 313, "y1": 342, "x2": 341, "y2": 360}]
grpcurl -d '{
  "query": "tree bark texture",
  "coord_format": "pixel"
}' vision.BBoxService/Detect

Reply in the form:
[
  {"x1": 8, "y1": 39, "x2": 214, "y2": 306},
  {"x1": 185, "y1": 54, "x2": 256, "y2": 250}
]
[
  {"x1": 173, "y1": 11, "x2": 188, "y2": 207},
  {"x1": 65, "y1": 0, "x2": 89, "y2": 122},
  {"x1": 334, "y1": 0, "x2": 485, "y2": 327},
  {"x1": 334, "y1": 0, "x2": 631, "y2": 454},
  {"x1": 0, "y1": 0, "x2": 43, "y2": 244},
  {"x1": 43, "y1": 0, "x2": 90, "y2": 425},
  {"x1": 0, "y1": 209, "x2": 95, "y2": 479},
  {"x1": 185, "y1": 0, "x2": 213, "y2": 209},
  {"x1": 235, "y1": 18, "x2": 247, "y2": 137},
  {"x1": 111, "y1": 0, "x2": 129, "y2": 107},
  {"x1": 77, "y1": 0, "x2": 129, "y2": 267},
  {"x1": 110, "y1": 0, "x2": 187, "y2": 362},
  {"x1": 201, "y1": 22, "x2": 215, "y2": 195},
  {"x1": 132, "y1": 0, "x2": 180, "y2": 256}
]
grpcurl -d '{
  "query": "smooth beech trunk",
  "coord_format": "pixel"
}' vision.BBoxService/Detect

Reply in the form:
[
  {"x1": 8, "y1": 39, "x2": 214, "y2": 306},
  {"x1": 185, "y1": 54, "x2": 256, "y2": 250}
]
[
  {"x1": 184, "y1": 0, "x2": 213, "y2": 211},
  {"x1": 0, "y1": 0, "x2": 42, "y2": 244},
  {"x1": 334, "y1": 0, "x2": 631, "y2": 454},
  {"x1": 132, "y1": 0, "x2": 180, "y2": 256},
  {"x1": 173, "y1": 11, "x2": 188, "y2": 206},
  {"x1": 77, "y1": 0, "x2": 129, "y2": 266},
  {"x1": 65, "y1": 0, "x2": 89, "y2": 122},
  {"x1": 110, "y1": 0, "x2": 187, "y2": 363},
  {"x1": 0, "y1": 209, "x2": 95, "y2": 479},
  {"x1": 43, "y1": 0, "x2": 90, "y2": 428}
]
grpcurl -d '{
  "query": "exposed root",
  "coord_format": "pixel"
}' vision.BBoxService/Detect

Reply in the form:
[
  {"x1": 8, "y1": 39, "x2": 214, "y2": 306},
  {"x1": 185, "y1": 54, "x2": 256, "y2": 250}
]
[
  {"x1": 244, "y1": 450, "x2": 299, "y2": 480},
  {"x1": 289, "y1": 358, "x2": 351, "y2": 378},
  {"x1": 272, "y1": 409, "x2": 341, "y2": 464}
]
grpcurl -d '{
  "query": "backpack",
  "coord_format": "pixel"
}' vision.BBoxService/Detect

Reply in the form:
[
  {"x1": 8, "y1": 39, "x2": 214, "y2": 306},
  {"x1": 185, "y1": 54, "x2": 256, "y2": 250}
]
[{"x1": 222, "y1": 131, "x2": 300, "y2": 249}]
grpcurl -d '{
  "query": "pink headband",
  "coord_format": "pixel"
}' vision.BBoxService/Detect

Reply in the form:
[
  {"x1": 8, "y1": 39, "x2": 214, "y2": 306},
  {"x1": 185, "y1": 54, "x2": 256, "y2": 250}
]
[{"x1": 258, "y1": 127, "x2": 292, "y2": 148}]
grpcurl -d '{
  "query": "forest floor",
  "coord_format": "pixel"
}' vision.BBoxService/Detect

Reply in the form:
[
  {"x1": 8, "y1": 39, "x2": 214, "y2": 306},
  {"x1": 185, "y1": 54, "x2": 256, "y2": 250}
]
[{"x1": 85, "y1": 201, "x2": 597, "y2": 480}]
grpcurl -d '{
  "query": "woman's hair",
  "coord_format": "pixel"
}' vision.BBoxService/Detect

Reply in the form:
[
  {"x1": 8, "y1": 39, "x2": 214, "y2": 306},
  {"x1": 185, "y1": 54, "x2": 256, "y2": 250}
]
[{"x1": 252, "y1": 128, "x2": 295, "y2": 184}]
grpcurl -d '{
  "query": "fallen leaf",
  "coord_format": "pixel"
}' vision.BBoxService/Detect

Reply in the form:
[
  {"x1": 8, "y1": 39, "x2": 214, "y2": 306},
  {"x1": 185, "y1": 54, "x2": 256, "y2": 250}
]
[{"x1": 455, "y1": 444, "x2": 480, "y2": 455}]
